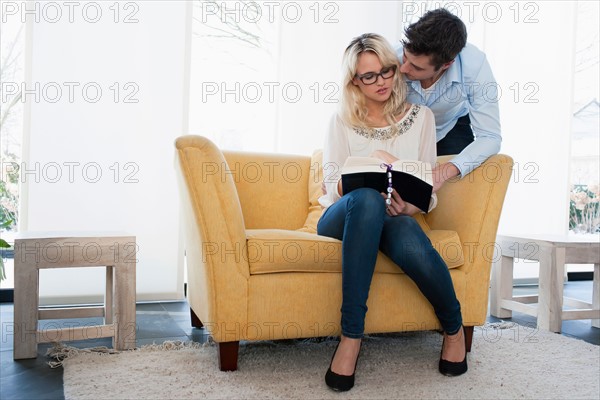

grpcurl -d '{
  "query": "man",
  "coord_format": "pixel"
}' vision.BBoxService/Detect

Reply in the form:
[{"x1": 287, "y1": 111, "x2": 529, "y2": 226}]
[{"x1": 397, "y1": 8, "x2": 501, "y2": 191}]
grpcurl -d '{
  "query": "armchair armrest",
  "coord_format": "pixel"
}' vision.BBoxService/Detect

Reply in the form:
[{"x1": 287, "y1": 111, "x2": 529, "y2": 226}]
[
  {"x1": 426, "y1": 154, "x2": 513, "y2": 325},
  {"x1": 175, "y1": 136, "x2": 250, "y2": 342},
  {"x1": 426, "y1": 154, "x2": 513, "y2": 273}
]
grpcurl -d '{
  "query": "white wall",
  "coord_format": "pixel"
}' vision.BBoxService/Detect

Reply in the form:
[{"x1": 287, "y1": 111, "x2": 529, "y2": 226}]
[
  {"x1": 187, "y1": 1, "x2": 405, "y2": 156},
  {"x1": 277, "y1": 0, "x2": 579, "y2": 237},
  {"x1": 481, "y1": 1, "x2": 576, "y2": 236},
  {"x1": 477, "y1": 1, "x2": 577, "y2": 280},
  {"x1": 16, "y1": 1, "x2": 191, "y2": 304},
  {"x1": 276, "y1": 1, "x2": 404, "y2": 155}
]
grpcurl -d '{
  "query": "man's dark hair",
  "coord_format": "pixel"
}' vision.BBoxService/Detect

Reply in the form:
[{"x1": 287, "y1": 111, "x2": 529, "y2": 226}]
[{"x1": 402, "y1": 9, "x2": 467, "y2": 70}]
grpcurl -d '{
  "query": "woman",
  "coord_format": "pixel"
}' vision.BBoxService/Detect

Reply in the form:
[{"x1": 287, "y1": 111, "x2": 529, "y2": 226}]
[{"x1": 317, "y1": 33, "x2": 467, "y2": 392}]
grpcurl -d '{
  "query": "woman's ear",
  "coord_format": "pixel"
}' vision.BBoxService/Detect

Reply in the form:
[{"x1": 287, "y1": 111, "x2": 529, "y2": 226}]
[{"x1": 351, "y1": 77, "x2": 359, "y2": 87}]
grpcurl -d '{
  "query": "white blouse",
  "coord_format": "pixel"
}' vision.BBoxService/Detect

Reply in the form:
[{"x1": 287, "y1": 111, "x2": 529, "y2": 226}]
[{"x1": 319, "y1": 104, "x2": 438, "y2": 211}]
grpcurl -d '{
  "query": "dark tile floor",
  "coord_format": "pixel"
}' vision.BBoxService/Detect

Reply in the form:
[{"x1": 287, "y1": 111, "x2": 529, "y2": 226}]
[{"x1": 1, "y1": 281, "x2": 598, "y2": 400}]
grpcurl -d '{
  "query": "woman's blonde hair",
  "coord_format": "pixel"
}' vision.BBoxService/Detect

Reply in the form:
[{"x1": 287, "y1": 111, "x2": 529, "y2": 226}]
[{"x1": 340, "y1": 33, "x2": 407, "y2": 132}]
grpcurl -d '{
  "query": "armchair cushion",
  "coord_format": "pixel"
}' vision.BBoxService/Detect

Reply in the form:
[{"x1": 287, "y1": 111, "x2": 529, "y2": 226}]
[{"x1": 246, "y1": 228, "x2": 464, "y2": 275}]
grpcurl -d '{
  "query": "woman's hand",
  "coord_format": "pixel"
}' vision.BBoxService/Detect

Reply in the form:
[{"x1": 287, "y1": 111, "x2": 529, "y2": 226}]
[
  {"x1": 382, "y1": 189, "x2": 406, "y2": 216},
  {"x1": 381, "y1": 189, "x2": 420, "y2": 216},
  {"x1": 370, "y1": 150, "x2": 399, "y2": 164}
]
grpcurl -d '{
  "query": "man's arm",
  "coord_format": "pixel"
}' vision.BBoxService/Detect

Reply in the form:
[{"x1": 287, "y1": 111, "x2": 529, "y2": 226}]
[{"x1": 449, "y1": 51, "x2": 501, "y2": 179}]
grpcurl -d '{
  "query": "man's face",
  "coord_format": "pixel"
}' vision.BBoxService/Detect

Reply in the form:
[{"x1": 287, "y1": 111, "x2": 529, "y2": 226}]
[{"x1": 399, "y1": 50, "x2": 448, "y2": 82}]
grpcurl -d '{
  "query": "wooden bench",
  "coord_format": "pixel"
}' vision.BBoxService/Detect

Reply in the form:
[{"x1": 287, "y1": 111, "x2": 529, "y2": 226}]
[
  {"x1": 490, "y1": 233, "x2": 599, "y2": 332},
  {"x1": 13, "y1": 232, "x2": 136, "y2": 359}
]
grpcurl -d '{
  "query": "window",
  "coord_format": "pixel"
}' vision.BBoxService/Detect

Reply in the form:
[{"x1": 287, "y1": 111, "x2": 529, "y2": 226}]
[
  {"x1": 569, "y1": 1, "x2": 599, "y2": 235},
  {"x1": 0, "y1": 15, "x2": 25, "y2": 291}
]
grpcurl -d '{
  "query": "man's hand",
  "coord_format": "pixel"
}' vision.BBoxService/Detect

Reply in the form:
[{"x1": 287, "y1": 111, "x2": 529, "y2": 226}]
[{"x1": 432, "y1": 162, "x2": 460, "y2": 193}]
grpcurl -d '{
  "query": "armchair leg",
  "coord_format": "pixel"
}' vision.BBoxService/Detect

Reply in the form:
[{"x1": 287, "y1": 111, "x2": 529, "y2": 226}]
[
  {"x1": 190, "y1": 308, "x2": 203, "y2": 328},
  {"x1": 218, "y1": 341, "x2": 239, "y2": 371},
  {"x1": 465, "y1": 326, "x2": 474, "y2": 352}
]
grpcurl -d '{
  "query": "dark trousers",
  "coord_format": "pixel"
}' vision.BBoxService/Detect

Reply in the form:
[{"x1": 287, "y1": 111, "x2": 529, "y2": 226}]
[{"x1": 436, "y1": 114, "x2": 474, "y2": 156}]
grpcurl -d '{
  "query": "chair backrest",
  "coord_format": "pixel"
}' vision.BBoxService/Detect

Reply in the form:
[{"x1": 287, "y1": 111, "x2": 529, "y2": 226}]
[{"x1": 223, "y1": 150, "x2": 312, "y2": 230}]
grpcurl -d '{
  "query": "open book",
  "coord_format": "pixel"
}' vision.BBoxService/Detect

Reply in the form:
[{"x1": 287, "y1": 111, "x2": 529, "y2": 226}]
[{"x1": 341, "y1": 156, "x2": 434, "y2": 212}]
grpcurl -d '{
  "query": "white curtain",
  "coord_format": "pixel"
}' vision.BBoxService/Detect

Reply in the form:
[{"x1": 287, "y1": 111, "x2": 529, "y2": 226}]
[
  {"x1": 189, "y1": 1, "x2": 406, "y2": 155},
  {"x1": 20, "y1": 1, "x2": 191, "y2": 305},
  {"x1": 483, "y1": 1, "x2": 576, "y2": 236}
]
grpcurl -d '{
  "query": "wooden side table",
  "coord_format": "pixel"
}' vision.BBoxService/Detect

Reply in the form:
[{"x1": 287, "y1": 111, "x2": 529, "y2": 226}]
[
  {"x1": 490, "y1": 233, "x2": 600, "y2": 333},
  {"x1": 13, "y1": 233, "x2": 136, "y2": 359}
]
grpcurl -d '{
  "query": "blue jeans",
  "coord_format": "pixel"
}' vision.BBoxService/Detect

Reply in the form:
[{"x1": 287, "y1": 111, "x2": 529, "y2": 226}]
[{"x1": 317, "y1": 188, "x2": 462, "y2": 339}]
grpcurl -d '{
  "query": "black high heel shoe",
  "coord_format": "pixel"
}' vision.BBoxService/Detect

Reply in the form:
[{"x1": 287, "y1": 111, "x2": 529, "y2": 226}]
[
  {"x1": 325, "y1": 339, "x2": 362, "y2": 391},
  {"x1": 439, "y1": 326, "x2": 468, "y2": 377}
]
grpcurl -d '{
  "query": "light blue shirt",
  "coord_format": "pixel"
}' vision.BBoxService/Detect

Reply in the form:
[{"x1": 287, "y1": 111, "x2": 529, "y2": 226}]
[{"x1": 396, "y1": 43, "x2": 501, "y2": 177}]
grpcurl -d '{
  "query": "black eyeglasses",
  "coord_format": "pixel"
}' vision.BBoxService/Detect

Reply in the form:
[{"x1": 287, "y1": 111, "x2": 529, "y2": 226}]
[{"x1": 355, "y1": 65, "x2": 397, "y2": 85}]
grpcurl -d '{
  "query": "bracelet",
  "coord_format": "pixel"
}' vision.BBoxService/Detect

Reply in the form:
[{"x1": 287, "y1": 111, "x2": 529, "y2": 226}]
[{"x1": 381, "y1": 163, "x2": 393, "y2": 206}]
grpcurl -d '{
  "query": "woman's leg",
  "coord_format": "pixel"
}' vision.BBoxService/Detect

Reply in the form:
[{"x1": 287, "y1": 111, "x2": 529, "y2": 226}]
[
  {"x1": 317, "y1": 188, "x2": 387, "y2": 338},
  {"x1": 378, "y1": 215, "x2": 463, "y2": 335},
  {"x1": 380, "y1": 215, "x2": 466, "y2": 368},
  {"x1": 317, "y1": 188, "x2": 386, "y2": 377}
]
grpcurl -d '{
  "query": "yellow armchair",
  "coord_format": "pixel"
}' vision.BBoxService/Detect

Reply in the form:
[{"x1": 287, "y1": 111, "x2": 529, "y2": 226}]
[{"x1": 175, "y1": 135, "x2": 513, "y2": 371}]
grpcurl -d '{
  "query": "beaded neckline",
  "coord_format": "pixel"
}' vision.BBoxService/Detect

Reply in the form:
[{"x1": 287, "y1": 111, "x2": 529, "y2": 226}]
[{"x1": 353, "y1": 104, "x2": 421, "y2": 140}]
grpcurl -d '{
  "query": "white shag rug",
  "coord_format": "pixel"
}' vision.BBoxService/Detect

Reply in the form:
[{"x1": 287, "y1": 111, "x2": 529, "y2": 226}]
[{"x1": 56, "y1": 323, "x2": 600, "y2": 400}]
